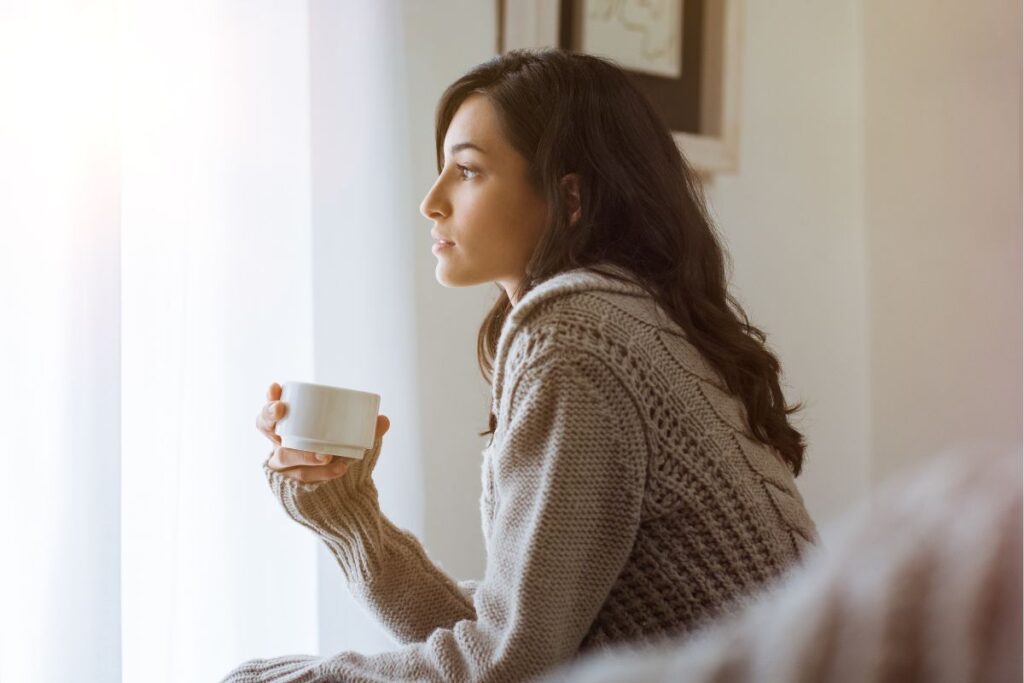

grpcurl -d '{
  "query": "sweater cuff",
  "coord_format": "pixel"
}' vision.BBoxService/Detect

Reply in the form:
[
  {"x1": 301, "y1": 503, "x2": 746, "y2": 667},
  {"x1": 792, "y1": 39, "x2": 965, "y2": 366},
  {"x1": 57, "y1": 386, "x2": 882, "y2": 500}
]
[
  {"x1": 262, "y1": 459, "x2": 389, "y2": 583},
  {"x1": 219, "y1": 653, "x2": 322, "y2": 682}
]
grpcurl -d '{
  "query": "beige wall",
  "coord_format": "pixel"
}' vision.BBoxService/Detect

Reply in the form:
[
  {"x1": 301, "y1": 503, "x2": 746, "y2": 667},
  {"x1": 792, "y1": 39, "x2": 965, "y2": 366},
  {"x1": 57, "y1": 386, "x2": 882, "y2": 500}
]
[
  {"x1": 863, "y1": 0, "x2": 1022, "y2": 484},
  {"x1": 708, "y1": 0, "x2": 872, "y2": 526},
  {"x1": 402, "y1": 0, "x2": 499, "y2": 586}
]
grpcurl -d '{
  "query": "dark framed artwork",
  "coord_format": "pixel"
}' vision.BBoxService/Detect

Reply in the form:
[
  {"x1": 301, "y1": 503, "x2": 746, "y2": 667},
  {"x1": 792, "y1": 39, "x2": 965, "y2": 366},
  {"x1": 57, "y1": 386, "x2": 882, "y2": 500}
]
[{"x1": 499, "y1": 0, "x2": 743, "y2": 175}]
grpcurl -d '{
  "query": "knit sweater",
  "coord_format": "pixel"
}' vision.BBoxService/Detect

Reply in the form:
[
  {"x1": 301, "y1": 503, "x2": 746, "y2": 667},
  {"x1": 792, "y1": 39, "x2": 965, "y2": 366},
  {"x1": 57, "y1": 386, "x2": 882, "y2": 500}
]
[
  {"x1": 536, "y1": 443, "x2": 1023, "y2": 683},
  {"x1": 221, "y1": 264, "x2": 818, "y2": 683}
]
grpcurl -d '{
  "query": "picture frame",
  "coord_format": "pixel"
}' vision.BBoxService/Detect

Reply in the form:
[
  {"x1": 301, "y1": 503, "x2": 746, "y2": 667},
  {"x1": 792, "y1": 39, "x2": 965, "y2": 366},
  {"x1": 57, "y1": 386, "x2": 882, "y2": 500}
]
[{"x1": 497, "y1": 0, "x2": 744, "y2": 176}]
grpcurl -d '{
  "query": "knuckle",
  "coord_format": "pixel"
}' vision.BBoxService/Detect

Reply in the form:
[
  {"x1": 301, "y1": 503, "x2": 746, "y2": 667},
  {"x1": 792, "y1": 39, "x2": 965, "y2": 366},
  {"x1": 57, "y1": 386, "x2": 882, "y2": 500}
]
[{"x1": 283, "y1": 448, "x2": 308, "y2": 467}]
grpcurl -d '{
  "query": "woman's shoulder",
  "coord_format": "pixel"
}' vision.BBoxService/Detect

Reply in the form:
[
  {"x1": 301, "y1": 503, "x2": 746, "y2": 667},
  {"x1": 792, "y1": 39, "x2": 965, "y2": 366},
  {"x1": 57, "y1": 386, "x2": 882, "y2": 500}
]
[
  {"x1": 491, "y1": 263, "x2": 738, "y2": 421},
  {"x1": 518, "y1": 263, "x2": 645, "y2": 313},
  {"x1": 495, "y1": 265, "x2": 648, "y2": 362},
  {"x1": 489, "y1": 264, "x2": 651, "y2": 403}
]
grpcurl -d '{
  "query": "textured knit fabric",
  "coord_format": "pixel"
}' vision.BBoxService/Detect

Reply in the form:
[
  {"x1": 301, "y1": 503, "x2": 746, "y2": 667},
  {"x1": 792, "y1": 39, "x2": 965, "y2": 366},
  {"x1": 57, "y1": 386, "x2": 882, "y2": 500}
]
[
  {"x1": 537, "y1": 444, "x2": 1023, "y2": 683},
  {"x1": 221, "y1": 264, "x2": 818, "y2": 683}
]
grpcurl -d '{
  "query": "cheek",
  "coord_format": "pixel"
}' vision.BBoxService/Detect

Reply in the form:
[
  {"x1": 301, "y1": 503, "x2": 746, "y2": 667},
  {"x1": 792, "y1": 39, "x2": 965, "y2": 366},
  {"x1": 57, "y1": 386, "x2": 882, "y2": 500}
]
[
  {"x1": 459, "y1": 189, "x2": 509, "y2": 241},
  {"x1": 456, "y1": 183, "x2": 548, "y2": 255},
  {"x1": 508, "y1": 191, "x2": 549, "y2": 250}
]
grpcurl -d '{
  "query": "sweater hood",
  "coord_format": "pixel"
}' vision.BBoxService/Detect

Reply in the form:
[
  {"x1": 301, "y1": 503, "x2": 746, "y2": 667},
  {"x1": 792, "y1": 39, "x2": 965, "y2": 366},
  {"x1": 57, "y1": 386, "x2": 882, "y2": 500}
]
[{"x1": 491, "y1": 263, "x2": 649, "y2": 407}]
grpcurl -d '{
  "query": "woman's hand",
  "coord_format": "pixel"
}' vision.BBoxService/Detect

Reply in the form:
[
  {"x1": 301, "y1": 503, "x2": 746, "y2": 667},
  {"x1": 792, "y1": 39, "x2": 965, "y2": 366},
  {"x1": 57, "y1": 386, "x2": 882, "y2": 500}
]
[{"x1": 257, "y1": 382, "x2": 390, "y2": 484}]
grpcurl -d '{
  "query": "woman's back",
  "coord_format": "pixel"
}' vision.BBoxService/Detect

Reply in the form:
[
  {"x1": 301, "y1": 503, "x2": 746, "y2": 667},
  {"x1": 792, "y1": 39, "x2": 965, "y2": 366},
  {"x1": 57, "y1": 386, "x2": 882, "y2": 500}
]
[{"x1": 486, "y1": 263, "x2": 818, "y2": 655}]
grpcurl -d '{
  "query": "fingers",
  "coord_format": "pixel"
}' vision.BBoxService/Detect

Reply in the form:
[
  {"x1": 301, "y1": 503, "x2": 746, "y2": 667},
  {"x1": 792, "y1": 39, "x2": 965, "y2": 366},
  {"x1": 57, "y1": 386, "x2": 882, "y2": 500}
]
[
  {"x1": 255, "y1": 400, "x2": 285, "y2": 444},
  {"x1": 277, "y1": 459, "x2": 352, "y2": 483},
  {"x1": 268, "y1": 444, "x2": 360, "y2": 470},
  {"x1": 269, "y1": 445, "x2": 329, "y2": 469},
  {"x1": 266, "y1": 445, "x2": 354, "y2": 483},
  {"x1": 376, "y1": 414, "x2": 390, "y2": 438},
  {"x1": 267, "y1": 383, "x2": 281, "y2": 401},
  {"x1": 255, "y1": 418, "x2": 281, "y2": 444}
]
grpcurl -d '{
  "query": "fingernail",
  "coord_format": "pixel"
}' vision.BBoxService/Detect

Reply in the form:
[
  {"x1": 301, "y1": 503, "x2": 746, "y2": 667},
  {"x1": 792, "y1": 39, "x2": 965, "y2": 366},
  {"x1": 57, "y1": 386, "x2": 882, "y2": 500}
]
[{"x1": 316, "y1": 453, "x2": 330, "y2": 463}]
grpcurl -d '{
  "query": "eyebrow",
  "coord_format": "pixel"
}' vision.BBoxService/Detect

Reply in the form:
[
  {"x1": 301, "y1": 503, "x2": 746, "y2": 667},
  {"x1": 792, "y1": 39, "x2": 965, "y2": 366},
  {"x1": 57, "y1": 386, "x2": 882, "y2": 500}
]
[{"x1": 447, "y1": 141, "x2": 487, "y2": 156}]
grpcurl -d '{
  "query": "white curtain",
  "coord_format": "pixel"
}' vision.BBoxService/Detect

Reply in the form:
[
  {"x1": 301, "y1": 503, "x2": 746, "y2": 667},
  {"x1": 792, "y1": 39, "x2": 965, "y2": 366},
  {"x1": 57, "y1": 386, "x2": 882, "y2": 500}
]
[
  {"x1": 0, "y1": 1, "x2": 358, "y2": 680},
  {"x1": 1, "y1": 4, "x2": 125, "y2": 680},
  {"x1": 120, "y1": 1, "x2": 323, "y2": 681}
]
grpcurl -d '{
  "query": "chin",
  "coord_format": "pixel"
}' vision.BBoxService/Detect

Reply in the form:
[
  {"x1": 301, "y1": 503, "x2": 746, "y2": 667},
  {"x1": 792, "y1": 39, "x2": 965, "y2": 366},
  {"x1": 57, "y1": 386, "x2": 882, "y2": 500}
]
[
  {"x1": 434, "y1": 259, "x2": 489, "y2": 289},
  {"x1": 434, "y1": 260, "x2": 467, "y2": 288}
]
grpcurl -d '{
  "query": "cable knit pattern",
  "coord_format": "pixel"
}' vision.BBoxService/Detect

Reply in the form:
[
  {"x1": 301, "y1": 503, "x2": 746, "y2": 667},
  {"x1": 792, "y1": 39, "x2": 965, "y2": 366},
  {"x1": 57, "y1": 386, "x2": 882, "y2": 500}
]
[
  {"x1": 221, "y1": 264, "x2": 818, "y2": 682},
  {"x1": 537, "y1": 446, "x2": 1022, "y2": 683}
]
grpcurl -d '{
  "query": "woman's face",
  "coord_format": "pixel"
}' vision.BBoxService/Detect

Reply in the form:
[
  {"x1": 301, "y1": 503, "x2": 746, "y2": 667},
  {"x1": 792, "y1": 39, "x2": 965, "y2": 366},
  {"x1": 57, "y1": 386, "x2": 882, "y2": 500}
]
[{"x1": 419, "y1": 94, "x2": 549, "y2": 302}]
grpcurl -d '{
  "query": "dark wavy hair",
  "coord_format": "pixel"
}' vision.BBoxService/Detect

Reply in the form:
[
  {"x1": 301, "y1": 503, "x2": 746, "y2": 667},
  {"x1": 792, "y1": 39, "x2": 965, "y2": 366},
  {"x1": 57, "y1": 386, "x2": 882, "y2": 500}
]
[{"x1": 432, "y1": 48, "x2": 807, "y2": 475}]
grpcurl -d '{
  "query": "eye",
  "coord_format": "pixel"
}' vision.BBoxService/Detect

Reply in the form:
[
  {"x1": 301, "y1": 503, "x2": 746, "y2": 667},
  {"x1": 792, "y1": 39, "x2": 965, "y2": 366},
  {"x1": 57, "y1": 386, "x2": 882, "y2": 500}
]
[{"x1": 457, "y1": 164, "x2": 478, "y2": 180}]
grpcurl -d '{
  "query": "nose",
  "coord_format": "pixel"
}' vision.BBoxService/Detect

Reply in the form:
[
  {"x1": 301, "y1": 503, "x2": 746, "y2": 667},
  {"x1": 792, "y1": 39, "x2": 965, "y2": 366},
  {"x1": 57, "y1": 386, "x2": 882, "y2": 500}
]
[{"x1": 419, "y1": 176, "x2": 447, "y2": 221}]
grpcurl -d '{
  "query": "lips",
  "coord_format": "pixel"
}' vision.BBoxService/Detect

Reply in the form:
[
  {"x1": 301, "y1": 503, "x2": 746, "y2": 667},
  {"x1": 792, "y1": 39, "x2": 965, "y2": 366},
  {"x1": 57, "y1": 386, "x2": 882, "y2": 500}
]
[{"x1": 430, "y1": 230, "x2": 455, "y2": 245}]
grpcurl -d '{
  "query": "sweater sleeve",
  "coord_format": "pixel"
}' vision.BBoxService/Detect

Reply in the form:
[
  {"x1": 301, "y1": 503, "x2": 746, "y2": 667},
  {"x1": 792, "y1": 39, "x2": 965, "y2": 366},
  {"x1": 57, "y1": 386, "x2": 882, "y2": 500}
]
[
  {"x1": 254, "y1": 433, "x2": 478, "y2": 646},
  {"x1": 221, "y1": 351, "x2": 649, "y2": 683}
]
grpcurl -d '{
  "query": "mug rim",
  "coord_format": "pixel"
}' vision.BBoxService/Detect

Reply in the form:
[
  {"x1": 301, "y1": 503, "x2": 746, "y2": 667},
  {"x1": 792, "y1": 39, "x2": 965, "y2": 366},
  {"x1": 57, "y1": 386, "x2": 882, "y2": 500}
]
[{"x1": 282, "y1": 380, "x2": 380, "y2": 401}]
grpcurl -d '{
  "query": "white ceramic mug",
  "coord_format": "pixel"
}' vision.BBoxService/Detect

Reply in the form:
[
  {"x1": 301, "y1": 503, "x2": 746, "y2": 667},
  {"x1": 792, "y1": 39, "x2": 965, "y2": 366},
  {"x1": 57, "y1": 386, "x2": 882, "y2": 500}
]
[{"x1": 276, "y1": 381, "x2": 381, "y2": 460}]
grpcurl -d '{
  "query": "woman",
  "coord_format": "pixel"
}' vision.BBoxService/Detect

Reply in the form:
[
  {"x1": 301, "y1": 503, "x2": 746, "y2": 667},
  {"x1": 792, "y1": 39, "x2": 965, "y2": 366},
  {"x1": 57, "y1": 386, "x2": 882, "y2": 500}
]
[{"x1": 224, "y1": 48, "x2": 817, "y2": 683}]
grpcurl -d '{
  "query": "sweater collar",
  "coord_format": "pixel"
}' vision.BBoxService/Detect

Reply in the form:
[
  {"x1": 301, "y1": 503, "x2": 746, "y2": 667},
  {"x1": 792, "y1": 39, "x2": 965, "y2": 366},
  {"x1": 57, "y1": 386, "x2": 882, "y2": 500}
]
[{"x1": 491, "y1": 263, "x2": 649, "y2": 406}]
